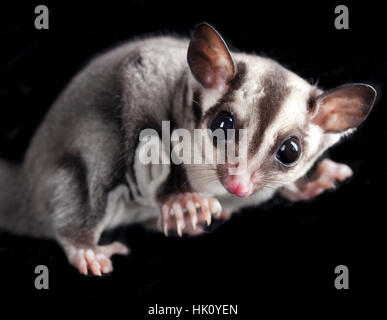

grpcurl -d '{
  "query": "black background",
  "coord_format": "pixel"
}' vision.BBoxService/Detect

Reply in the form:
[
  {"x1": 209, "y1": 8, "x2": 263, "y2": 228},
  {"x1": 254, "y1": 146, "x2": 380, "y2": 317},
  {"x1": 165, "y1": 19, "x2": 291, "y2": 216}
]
[{"x1": 0, "y1": 0, "x2": 385, "y2": 315}]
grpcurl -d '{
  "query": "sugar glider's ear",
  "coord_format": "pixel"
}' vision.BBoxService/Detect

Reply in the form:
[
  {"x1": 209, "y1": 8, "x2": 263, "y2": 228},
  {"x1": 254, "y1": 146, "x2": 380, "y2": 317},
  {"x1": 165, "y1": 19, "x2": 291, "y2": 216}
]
[
  {"x1": 187, "y1": 22, "x2": 236, "y2": 93},
  {"x1": 310, "y1": 83, "x2": 376, "y2": 133}
]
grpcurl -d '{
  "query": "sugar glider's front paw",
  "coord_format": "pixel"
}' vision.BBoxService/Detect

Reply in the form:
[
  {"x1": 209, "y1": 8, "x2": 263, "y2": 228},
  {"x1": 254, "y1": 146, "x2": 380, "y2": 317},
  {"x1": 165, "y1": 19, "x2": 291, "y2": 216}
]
[
  {"x1": 161, "y1": 192, "x2": 222, "y2": 237},
  {"x1": 65, "y1": 242, "x2": 129, "y2": 276},
  {"x1": 281, "y1": 159, "x2": 353, "y2": 201}
]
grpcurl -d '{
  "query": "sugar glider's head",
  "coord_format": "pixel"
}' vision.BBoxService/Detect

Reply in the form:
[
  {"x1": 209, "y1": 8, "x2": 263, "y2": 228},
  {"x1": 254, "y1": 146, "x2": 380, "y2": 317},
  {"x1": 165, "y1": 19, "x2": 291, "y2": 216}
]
[{"x1": 185, "y1": 23, "x2": 376, "y2": 197}]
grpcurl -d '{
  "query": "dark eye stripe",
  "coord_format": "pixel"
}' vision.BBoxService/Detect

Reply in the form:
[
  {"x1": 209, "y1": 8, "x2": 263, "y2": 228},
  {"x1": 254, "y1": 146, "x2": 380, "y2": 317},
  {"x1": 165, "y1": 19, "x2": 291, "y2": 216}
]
[{"x1": 200, "y1": 61, "x2": 247, "y2": 125}]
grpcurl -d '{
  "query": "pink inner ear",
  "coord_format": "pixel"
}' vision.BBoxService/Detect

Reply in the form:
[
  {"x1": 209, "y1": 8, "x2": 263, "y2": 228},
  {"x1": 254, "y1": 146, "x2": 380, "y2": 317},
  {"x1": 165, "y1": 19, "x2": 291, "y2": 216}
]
[
  {"x1": 187, "y1": 23, "x2": 236, "y2": 93},
  {"x1": 213, "y1": 65, "x2": 233, "y2": 93},
  {"x1": 313, "y1": 96, "x2": 364, "y2": 132},
  {"x1": 311, "y1": 84, "x2": 375, "y2": 133}
]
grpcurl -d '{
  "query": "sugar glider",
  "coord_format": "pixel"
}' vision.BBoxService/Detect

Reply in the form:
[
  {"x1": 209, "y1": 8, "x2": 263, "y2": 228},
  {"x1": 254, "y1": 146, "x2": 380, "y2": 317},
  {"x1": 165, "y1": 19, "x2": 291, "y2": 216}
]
[{"x1": 0, "y1": 23, "x2": 376, "y2": 275}]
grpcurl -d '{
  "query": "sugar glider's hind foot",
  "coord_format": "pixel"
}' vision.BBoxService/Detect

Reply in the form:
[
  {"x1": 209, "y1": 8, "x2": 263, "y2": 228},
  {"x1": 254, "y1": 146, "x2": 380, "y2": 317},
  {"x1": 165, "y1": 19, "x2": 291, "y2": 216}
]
[{"x1": 64, "y1": 242, "x2": 129, "y2": 276}]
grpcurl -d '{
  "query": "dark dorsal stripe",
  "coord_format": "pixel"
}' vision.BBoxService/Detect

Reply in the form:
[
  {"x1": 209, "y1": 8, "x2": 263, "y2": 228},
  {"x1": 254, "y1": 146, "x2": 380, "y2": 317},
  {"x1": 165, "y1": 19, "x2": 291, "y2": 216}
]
[
  {"x1": 249, "y1": 69, "x2": 290, "y2": 157},
  {"x1": 201, "y1": 61, "x2": 247, "y2": 123}
]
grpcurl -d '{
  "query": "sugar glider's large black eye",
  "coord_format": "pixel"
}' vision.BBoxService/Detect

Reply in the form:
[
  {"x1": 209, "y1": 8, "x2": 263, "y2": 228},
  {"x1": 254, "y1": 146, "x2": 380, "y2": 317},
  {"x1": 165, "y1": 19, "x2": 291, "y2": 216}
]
[
  {"x1": 210, "y1": 111, "x2": 235, "y2": 141},
  {"x1": 276, "y1": 136, "x2": 301, "y2": 166}
]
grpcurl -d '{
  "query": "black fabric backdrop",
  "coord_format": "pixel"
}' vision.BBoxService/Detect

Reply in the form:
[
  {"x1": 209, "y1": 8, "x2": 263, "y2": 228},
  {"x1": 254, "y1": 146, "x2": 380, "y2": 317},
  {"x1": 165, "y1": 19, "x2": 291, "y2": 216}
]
[{"x1": 0, "y1": 0, "x2": 385, "y2": 315}]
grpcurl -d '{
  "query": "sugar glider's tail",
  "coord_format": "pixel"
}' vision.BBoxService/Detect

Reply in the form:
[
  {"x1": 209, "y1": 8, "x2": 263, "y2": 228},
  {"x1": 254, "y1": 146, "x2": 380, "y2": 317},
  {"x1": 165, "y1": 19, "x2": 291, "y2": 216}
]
[{"x1": 0, "y1": 158, "x2": 21, "y2": 233}]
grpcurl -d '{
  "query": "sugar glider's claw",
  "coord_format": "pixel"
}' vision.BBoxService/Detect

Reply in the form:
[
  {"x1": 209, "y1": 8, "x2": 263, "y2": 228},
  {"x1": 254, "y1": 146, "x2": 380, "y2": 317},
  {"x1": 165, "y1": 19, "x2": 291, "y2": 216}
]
[
  {"x1": 85, "y1": 249, "x2": 102, "y2": 276},
  {"x1": 76, "y1": 249, "x2": 88, "y2": 275},
  {"x1": 191, "y1": 193, "x2": 210, "y2": 226},
  {"x1": 65, "y1": 242, "x2": 129, "y2": 276},
  {"x1": 161, "y1": 192, "x2": 222, "y2": 236},
  {"x1": 172, "y1": 202, "x2": 185, "y2": 237},
  {"x1": 162, "y1": 204, "x2": 170, "y2": 237},
  {"x1": 203, "y1": 198, "x2": 212, "y2": 226},
  {"x1": 186, "y1": 199, "x2": 198, "y2": 230},
  {"x1": 95, "y1": 253, "x2": 113, "y2": 274},
  {"x1": 209, "y1": 197, "x2": 222, "y2": 218}
]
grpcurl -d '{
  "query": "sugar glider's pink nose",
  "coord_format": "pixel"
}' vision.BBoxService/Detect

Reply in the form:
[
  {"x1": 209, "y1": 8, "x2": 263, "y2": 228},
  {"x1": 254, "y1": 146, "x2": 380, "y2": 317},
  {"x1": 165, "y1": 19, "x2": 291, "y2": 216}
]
[
  {"x1": 225, "y1": 182, "x2": 249, "y2": 197},
  {"x1": 223, "y1": 175, "x2": 253, "y2": 198}
]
